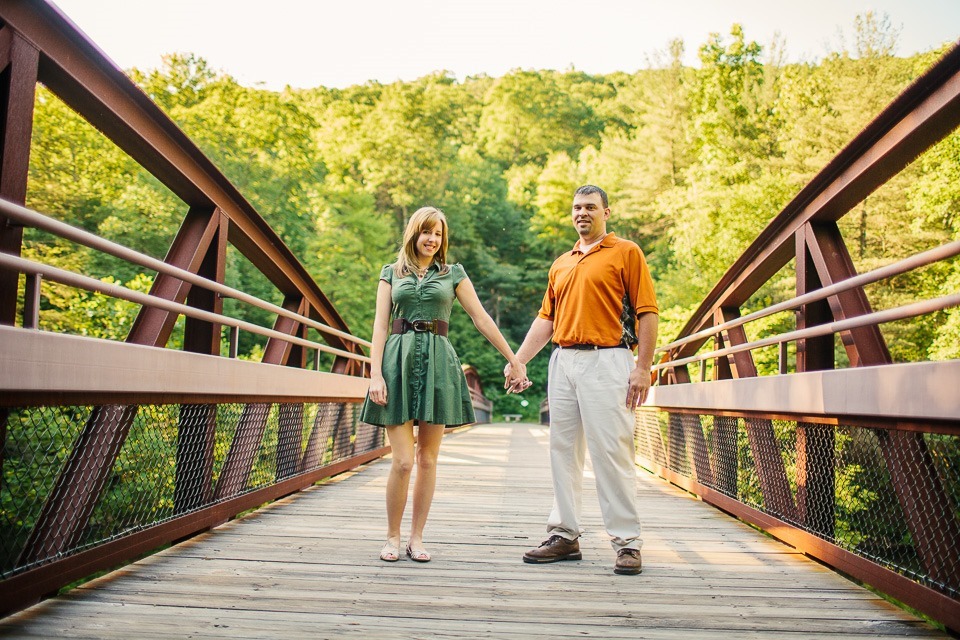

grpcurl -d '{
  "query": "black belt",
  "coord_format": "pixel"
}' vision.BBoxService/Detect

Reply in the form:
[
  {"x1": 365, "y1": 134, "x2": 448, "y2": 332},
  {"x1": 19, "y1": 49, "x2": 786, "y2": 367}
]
[
  {"x1": 558, "y1": 343, "x2": 627, "y2": 350},
  {"x1": 392, "y1": 318, "x2": 449, "y2": 337}
]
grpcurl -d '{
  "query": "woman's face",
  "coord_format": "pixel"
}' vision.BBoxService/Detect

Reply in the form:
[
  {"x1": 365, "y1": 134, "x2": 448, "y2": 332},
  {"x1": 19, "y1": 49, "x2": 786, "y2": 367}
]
[{"x1": 416, "y1": 221, "x2": 443, "y2": 261}]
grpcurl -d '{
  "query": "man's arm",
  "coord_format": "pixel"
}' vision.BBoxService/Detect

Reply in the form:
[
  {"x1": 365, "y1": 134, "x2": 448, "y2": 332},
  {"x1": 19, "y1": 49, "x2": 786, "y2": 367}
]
[
  {"x1": 515, "y1": 317, "x2": 555, "y2": 364},
  {"x1": 626, "y1": 312, "x2": 658, "y2": 409},
  {"x1": 504, "y1": 316, "x2": 554, "y2": 391}
]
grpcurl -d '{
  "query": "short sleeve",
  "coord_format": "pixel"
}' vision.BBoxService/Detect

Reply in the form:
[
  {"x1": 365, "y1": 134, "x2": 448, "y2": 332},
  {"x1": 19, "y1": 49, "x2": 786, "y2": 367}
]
[
  {"x1": 537, "y1": 273, "x2": 555, "y2": 320},
  {"x1": 624, "y1": 246, "x2": 658, "y2": 316},
  {"x1": 379, "y1": 264, "x2": 394, "y2": 285},
  {"x1": 450, "y1": 263, "x2": 468, "y2": 289}
]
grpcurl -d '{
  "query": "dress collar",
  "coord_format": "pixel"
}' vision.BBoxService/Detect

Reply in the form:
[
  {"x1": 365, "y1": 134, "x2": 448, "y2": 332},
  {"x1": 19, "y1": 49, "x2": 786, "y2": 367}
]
[{"x1": 412, "y1": 261, "x2": 441, "y2": 277}]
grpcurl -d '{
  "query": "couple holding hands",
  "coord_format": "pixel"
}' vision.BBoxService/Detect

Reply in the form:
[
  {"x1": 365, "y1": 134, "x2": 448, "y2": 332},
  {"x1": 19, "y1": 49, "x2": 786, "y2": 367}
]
[{"x1": 359, "y1": 185, "x2": 658, "y2": 575}]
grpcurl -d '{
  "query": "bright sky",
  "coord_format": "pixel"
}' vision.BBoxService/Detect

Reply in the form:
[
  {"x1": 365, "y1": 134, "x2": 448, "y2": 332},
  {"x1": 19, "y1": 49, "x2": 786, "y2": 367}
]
[{"x1": 50, "y1": 0, "x2": 959, "y2": 91}]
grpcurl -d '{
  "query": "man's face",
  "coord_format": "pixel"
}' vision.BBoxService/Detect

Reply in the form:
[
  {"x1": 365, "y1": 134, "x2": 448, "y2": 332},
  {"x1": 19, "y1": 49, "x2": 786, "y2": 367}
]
[{"x1": 571, "y1": 192, "x2": 609, "y2": 239}]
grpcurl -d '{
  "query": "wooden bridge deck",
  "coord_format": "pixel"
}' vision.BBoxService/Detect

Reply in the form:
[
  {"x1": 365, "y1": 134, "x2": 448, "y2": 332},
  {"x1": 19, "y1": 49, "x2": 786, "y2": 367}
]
[{"x1": 0, "y1": 423, "x2": 946, "y2": 639}]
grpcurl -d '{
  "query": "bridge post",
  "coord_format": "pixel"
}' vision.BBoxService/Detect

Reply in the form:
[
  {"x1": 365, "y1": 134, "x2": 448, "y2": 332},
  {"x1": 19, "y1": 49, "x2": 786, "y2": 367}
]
[
  {"x1": 0, "y1": 31, "x2": 37, "y2": 326},
  {"x1": 795, "y1": 226, "x2": 837, "y2": 537},
  {"x1": 18, "y1": 405, "x2": 140, "y2": 566},
  {"x1": 277, "y1": 300, "x2": 309, "y2": 480},
  {"x1": 214, "y1": 295, "x2": 305, "y2": 500},
  {"x1": 801, "y1": 222, "x2": 960, "y2": 592},
  {"x1": 664, "y1": 362, "x2": 690, "y2": 476},
  {"x1": 175, "y1": 210, "x2": 228, "y2": 513},
  {"x1": 301, "y1": 403, "x2": 335, "y2": 471},
  {"x1": 794, "y1": 423, "x2": 834, "y2": 537},
  {"x1": 712, "y1": 312, "x2": 738, "y2": 497},
  {"x1": 712, "y1": 417, "x2": 738, "y2": 496},
  {"x1": 717, "y1": 308, "x2": 797, "y2": 520},
  {"x1": 19, "y1": 208, "x2": 230, "y2": 556}
]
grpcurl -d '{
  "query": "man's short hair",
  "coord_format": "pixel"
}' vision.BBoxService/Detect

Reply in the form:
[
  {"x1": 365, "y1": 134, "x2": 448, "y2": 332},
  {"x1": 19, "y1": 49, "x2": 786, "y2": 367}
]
[{"x1": 574, "y1": 185, "x2": 608, "y2": 209}]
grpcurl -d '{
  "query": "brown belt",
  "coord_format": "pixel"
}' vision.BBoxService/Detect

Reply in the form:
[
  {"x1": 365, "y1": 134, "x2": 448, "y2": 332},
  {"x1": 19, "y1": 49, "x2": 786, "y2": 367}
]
[
  {"x1": 559, "y1": 343, "x2": 627, "y2": 350},
  {"x1": 391, "y1": 318, "x2": 449, "y2": 337}
]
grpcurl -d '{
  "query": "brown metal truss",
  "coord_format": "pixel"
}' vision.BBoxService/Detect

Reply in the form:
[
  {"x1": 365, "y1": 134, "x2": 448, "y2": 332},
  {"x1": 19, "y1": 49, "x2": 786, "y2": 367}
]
[
  {"x1": 0, "y1": 25, "x2": 37, "y2": 325},
  {"x1": 654, "y1": 39, "x2": 960, "y2": 632},
  {"x1": 714, "y1": 308, "x2": 798, "y2": 521},
  {"x1": 0, "y1": 0, "x2": 382, "y2": 616},
  {"x1": 670, "y1": 41, "x2": 960, "y2": 357},
  {"x1": 0, "y1": 1, "x2": 361, "y2": 358}
]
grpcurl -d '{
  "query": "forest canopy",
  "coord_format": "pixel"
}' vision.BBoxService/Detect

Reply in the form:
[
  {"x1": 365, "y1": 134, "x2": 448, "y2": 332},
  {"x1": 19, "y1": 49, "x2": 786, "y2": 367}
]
[{"x1": 24, "y1": 16, "x2": 960, "y2": 418}]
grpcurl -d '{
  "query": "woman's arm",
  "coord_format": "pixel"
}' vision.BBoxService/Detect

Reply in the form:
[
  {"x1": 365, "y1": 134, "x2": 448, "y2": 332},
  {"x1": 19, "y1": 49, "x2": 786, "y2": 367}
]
[
  {"x1": 367, "y1": 279, "x2": 393, "y2": 406},
  {"x1": 455, "y1": 276, "x2": 526, "y2": 384}
]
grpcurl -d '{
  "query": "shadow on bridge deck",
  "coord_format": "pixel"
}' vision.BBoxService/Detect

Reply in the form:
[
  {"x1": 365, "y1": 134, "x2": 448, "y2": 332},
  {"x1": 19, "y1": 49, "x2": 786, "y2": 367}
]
[{"x1": 0, "y1": 424, "x2": 946, "y2": 639}]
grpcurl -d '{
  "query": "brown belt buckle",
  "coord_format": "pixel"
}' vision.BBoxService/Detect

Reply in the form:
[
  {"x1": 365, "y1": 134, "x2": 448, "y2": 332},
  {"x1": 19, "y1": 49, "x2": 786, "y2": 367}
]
[{"x1": 409, "y1": 319, "x2": 435, "y2": 333}]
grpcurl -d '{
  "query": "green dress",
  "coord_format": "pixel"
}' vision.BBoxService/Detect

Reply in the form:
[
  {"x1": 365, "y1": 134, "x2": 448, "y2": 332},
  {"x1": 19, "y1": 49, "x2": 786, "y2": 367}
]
[{"x1": 360, "y1": 263, "x2": 476, "y2": 427}]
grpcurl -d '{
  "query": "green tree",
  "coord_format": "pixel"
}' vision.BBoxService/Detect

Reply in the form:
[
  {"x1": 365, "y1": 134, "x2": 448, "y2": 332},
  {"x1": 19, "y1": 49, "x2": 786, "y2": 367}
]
[
  {"x1": 478, "y1": 70, "x2": 603, "y2": 166},
  {"x1": 305, "y1": 179, "x2": 395, "y2": 335}
]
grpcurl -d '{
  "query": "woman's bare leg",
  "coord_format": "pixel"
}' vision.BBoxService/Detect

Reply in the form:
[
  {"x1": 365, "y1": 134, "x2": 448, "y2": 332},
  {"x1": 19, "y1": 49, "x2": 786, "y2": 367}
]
[
  {"x1": 408, "y1": 423, "x2": 445, "y2": 555},
  {"x1": 384, "y1": 422, "x2": 416, "y2": 551}
]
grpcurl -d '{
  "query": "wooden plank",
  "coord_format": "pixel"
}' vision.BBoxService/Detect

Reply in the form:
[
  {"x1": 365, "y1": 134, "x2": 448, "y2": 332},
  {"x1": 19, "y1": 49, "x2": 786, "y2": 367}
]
[{"x1": 0, "y1": 423, "x2": 947, "y2": 638}]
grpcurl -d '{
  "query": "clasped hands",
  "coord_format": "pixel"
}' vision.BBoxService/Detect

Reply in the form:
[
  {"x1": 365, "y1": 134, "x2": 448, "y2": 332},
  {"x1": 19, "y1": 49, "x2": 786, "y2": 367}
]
[{"x1": 503, "y1": 361, "x2": 531, "y2": 394}]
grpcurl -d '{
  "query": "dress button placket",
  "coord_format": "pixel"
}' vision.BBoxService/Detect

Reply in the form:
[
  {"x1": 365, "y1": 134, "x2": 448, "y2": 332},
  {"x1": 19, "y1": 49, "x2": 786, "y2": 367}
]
[{"x1": 412, "y1": 279, "x2": 425, "y2": 416}]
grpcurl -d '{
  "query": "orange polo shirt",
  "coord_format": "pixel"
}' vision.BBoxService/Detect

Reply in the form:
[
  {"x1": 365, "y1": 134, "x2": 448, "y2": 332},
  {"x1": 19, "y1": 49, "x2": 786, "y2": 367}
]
[{"x1": 538, "y1": 232, "x2": 658, "y2": 348}]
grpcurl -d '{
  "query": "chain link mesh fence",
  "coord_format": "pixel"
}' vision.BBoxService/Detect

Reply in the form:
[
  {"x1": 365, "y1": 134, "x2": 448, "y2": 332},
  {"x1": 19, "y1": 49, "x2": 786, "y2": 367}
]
[
  {"x1": 0, "y1": 401, "x2": 382, "y2": 579},
  {"x1": 635, "y1": 408, "x2": 960, "y2": 600}
]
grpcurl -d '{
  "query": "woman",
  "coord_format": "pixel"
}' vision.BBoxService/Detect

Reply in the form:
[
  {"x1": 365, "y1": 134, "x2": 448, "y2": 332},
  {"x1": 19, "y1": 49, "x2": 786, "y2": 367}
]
[{"x1": 360, "y1": 206, "x2": 526, "y2": 563}]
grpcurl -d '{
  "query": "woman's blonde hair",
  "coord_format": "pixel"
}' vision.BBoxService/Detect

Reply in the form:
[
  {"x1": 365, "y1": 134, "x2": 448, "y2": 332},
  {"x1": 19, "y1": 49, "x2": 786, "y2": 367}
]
[{"x1": 393, "y1": 206, "x2": 450, "y2": 278}]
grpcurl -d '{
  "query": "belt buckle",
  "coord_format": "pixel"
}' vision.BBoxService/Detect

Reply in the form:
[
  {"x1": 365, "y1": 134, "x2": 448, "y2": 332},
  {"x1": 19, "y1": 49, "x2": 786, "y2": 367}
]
[{"x1": 410, "y1": 319, "x2": 432, "y2": 332}]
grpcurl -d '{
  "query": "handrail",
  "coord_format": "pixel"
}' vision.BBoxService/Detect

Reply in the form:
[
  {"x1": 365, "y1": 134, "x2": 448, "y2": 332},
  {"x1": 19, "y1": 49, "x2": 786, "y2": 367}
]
[
  {"x1": 0, "y1": 252, "x2": 371, "y2": 364},
  {"x1": 640, "y1": 40, "x2": 960, "y2": 634},
  {"x1": 0, "y1": 1, "x2": 385, "y2": 617},
  {"x1": 654, "y1": 292, "x2": 960, "y2": 371},
  {"x1": 0, "y1": 198, "x2": 371, "y2": 349},
  {"x1": 656, "y1": 239, "x2": 960, "y2": 356},
  {"x1": 670, "y1": 40, "x2": 960, "y2": 354},
  {"x1": 0, "y1": 0, "x2": 363, "y2": 359}
]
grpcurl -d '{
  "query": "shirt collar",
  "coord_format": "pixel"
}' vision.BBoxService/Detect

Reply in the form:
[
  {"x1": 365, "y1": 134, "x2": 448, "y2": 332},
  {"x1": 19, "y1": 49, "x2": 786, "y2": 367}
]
[{"x1": 571, "y1": 232, "x2": 617, "y2": 254}]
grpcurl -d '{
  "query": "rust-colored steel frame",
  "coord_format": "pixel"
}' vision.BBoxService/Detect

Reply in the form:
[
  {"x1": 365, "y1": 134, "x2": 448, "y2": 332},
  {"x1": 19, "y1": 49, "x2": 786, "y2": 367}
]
[
  {"x1": 670, "y1": 41, "x2": 960, "y2": 356},
  {"x1": 651, "y1": 41, "x2": 960, "y2": 633},
  {"x1": 0, "y1": 0, "x2": 385, "y2": 617},
  {"x1": 0, "y1": 0, "x2": 361, "y2": 362},
  {"x1": 0, "y1": 439, "x2": 389, "y2": 618},
  {"x1": 0, "y1": 22, "x2": 37, "y2": 325},
  {"x1": 639, "y1": 447, "x2": 960, "y2": 634}
]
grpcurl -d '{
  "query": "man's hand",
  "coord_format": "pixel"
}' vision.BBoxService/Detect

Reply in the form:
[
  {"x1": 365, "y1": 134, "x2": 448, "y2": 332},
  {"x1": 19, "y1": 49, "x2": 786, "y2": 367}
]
[{"x1": 625, "y1": 366, "x2": 651, "y2": 410}]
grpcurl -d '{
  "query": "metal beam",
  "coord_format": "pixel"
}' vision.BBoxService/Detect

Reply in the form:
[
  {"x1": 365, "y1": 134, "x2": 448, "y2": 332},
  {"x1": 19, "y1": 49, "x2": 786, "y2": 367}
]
[
  {"x1": 0, "y1": 325, "x2": 369, "y2": 400},
  {"x1": 0, "y1": 30, "x2": 37, "y2": 325},
  {"x1": 648, "y1": 360, "x2": 960, "y2": 423},
  {"x1": 0, "y1": 0, "x2": 360, "y2": 357}
]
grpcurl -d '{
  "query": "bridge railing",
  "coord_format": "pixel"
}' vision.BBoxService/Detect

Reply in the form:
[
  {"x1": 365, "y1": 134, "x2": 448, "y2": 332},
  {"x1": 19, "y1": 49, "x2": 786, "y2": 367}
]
[
  {"x1": 462, "y1": 365, "x2": 493, "y2": 424},
  {"x1": 643, "y1": 41, "x2": 960, "y2": 632},
  {"x1": 0, "y1": 0, "x2": 388, "y2": 617},
  {"x1": 0, "y1": 193, "x2": 388, "y2": 619}
]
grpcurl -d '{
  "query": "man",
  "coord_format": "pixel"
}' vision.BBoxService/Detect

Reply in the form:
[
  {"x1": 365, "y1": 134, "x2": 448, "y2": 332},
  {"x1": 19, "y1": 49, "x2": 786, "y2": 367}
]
[{"x1": 505, "y1": 185, "x2": 658, "y2": 575}]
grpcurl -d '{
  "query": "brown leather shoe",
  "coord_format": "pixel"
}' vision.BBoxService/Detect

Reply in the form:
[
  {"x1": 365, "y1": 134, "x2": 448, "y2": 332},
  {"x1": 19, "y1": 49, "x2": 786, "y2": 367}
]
[
  {"x1": 614, "y1": 548, "x2": 642, "y2": 575},
  {"x1": 523, "y1": 535, "x2": 582, "y2": 564}
]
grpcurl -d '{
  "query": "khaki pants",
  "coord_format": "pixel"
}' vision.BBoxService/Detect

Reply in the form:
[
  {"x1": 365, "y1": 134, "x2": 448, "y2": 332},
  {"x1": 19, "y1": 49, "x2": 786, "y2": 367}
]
[{"x1": 546, "y1": 346, "x2": 642, "y2": 551}]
